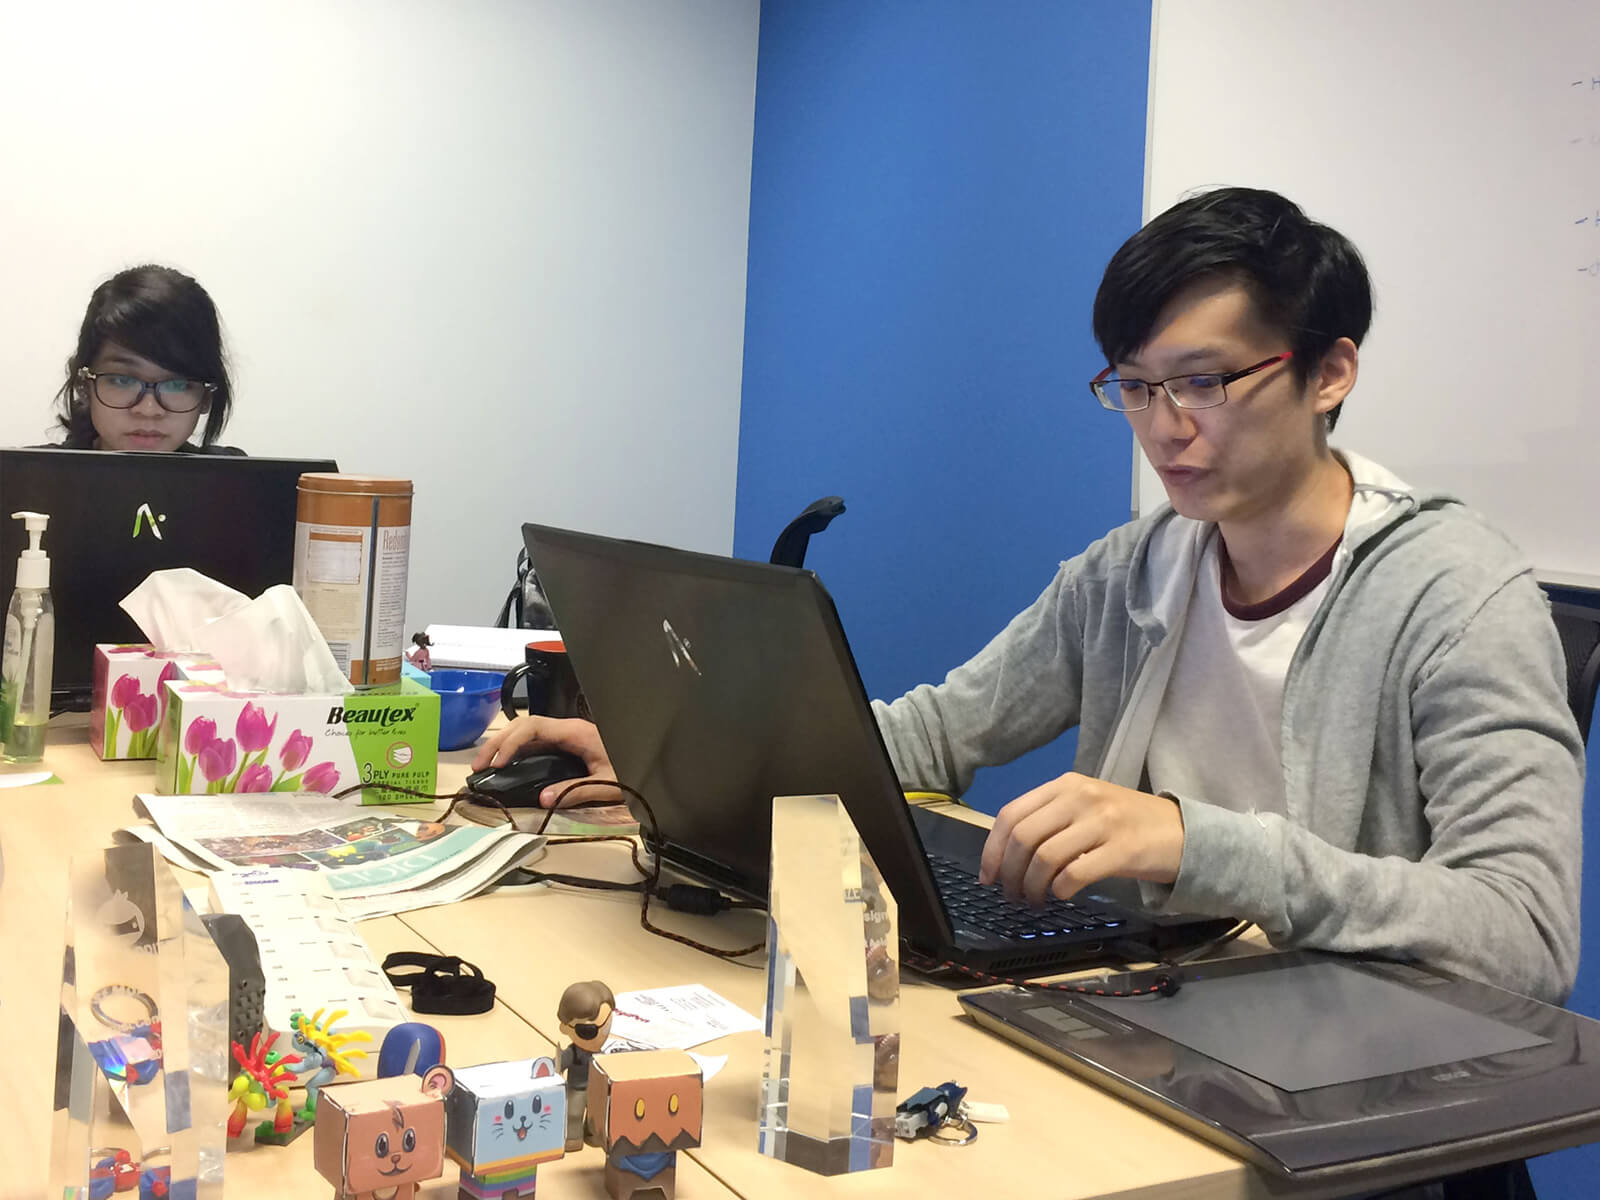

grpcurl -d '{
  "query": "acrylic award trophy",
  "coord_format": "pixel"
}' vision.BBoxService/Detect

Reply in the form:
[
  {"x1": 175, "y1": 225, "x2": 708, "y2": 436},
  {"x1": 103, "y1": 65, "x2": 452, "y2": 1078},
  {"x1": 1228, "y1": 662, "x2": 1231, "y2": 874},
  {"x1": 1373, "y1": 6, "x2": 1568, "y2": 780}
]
[
  {"x1": 49, "y1": 843, "x2": 230, "y2": 1198},
  {"x1": 758, "y1": 793, "x2": 899, "y2": 1174}
]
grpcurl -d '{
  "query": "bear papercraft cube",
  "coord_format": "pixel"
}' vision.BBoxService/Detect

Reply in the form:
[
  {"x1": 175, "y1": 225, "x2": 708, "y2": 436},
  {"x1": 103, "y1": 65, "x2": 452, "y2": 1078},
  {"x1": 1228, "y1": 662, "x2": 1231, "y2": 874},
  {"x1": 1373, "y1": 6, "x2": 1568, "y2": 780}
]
[{"x1": 312, "y1": 1065, "x2": 455, "y2": 1200}]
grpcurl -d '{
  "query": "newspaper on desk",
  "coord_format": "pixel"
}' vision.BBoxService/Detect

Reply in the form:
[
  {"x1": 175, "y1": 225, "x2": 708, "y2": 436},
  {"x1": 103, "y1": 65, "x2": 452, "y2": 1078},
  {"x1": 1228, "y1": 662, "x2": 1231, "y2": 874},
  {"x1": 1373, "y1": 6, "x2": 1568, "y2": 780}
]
[{"x1": 121, "y1": 793, "x2": 546, "y2": 920}]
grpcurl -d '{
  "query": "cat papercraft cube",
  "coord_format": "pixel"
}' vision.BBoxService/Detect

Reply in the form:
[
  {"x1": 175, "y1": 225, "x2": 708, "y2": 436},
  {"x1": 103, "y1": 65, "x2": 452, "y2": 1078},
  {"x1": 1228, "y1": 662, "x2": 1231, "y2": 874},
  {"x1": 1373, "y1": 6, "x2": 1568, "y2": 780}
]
[
  {"x1": 591, "y1": 1050, "x2": 704, "y2": 1200},
  {"x1": 444, "y1": 1056, "x2": 567, "y2": 1200},
  {"x1": 313, "y1": 1065, "x2": 455, "y2": 1200}
]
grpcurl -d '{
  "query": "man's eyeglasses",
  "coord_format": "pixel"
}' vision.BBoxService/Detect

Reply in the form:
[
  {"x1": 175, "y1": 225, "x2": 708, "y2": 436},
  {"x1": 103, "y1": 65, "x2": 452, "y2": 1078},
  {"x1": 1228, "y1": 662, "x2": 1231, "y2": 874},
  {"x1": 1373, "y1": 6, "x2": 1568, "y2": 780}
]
[
  {"x1": 1089, "y1": 352, "x2": 1293, "y2": 412},
  {"x1": 78, "y1": 367, "x2": 216, "y2": 414}
]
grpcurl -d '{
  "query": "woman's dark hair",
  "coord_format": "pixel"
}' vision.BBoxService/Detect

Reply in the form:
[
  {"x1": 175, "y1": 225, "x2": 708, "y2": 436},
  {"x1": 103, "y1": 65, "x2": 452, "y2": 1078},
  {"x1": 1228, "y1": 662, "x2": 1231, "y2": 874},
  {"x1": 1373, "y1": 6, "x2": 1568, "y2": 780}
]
[
  {"x1": 54, "y1": 265, "x2": 233, "y2": 447},
  {"x1": 1092, "y1": 187, "x2": 1372, "y2": 431}
]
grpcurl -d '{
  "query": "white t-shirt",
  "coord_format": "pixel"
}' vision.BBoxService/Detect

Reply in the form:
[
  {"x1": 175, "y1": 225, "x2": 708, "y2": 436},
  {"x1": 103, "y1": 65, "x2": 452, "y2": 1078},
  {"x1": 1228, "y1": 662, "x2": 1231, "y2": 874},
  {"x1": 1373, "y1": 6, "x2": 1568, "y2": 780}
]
[{"x1": 1145, "y1": 532, "x2": 1338, "y2": 816}]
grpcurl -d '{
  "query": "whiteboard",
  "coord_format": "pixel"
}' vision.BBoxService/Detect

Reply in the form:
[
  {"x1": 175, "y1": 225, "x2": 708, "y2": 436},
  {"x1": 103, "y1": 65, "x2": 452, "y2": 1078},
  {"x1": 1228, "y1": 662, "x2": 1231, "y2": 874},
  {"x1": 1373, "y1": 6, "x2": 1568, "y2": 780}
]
[{"x1": 1142, "y1": 0, "x2": 1600, "y2": 583}]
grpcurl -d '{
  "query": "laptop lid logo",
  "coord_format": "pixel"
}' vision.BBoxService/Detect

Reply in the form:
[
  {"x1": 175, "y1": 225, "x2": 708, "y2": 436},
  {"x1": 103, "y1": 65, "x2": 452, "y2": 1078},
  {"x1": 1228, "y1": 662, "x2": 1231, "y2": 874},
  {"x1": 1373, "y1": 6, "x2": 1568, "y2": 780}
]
[
  {"x1": 132, "y1": 503, "x2": 167, "y2": 541},
  {"x1": 663, "y1": 619, "x2": 700, "y2": 676}
]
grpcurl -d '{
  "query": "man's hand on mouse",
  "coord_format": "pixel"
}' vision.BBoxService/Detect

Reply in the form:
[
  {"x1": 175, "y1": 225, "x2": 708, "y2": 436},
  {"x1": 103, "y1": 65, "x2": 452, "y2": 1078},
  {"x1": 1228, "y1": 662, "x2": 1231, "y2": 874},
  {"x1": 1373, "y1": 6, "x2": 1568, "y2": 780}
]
[
  {"x1": 978, "y1": 772, "x2": 1186, "y2": 906},
  {"x1": 472, "y1": 715, "x2": 617, "y2": 808}
]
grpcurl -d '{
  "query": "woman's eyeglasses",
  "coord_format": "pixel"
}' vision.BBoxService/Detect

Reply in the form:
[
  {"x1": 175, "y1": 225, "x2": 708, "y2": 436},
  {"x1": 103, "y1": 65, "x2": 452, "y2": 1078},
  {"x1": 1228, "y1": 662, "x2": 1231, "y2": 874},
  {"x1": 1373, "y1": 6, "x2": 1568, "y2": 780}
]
[{"x1": 78, "y1": 367, "x2": 216, "y2": 414}]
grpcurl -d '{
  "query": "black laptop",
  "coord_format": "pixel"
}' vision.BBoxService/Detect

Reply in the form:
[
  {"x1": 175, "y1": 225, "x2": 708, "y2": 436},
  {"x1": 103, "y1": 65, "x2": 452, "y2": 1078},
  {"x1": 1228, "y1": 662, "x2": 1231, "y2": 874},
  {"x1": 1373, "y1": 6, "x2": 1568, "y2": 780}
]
[
  {"x1": 0, "y1": 448, "x2": 337, "y2": 707},
  {"x1": 523, "y1": 522, "x2": 1234, "y2": 977}
]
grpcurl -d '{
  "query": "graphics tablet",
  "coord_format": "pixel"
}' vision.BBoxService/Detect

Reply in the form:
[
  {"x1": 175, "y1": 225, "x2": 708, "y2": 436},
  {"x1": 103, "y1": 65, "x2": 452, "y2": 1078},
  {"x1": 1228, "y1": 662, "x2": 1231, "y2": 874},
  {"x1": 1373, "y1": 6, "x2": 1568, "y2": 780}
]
[{"x1": 959, "y1": 951, "x2": 1600, "y2": 1186}]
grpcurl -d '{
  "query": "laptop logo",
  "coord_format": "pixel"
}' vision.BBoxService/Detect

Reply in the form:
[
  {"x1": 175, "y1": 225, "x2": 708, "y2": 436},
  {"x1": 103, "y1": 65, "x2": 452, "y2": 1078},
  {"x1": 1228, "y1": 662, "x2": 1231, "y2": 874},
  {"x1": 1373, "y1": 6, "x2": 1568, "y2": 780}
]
[
  {"x1": 132, "y1": 503, "x2": 167, "y2": 541},
  {"x1": 663, "y1": 619, "x2": 700, "y2": 676}
]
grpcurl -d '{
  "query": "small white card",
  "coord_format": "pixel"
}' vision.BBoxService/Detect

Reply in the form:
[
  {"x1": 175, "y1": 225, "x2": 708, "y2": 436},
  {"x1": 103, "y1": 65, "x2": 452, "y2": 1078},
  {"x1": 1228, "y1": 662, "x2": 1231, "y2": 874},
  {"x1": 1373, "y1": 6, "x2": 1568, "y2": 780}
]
[{"x1": 607, "y1": 983, "x2": 762, "y2": 1050}]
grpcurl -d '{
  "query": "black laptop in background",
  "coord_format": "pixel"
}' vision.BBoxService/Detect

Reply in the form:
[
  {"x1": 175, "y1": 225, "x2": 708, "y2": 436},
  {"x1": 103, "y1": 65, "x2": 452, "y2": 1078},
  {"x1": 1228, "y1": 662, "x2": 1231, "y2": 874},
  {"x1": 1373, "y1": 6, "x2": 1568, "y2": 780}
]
[
  {"x1": 523, "y1": 522, "x2": 1235, "y2": 978},
  {"x1": 0, "y1": 449, "x2": 337, "y2": 708}
]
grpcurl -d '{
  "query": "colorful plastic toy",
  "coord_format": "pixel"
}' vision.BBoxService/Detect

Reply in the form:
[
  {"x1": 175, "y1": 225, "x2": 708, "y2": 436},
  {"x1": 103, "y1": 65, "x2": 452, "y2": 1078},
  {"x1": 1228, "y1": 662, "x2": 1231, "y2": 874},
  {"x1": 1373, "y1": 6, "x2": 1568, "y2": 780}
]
[
  {"x1": 289, "y1": 1007, "x2": 374, "y2": 1120},
  {"x1": 227, "y1": 1031, "x2": 304, "y2": 1141}
]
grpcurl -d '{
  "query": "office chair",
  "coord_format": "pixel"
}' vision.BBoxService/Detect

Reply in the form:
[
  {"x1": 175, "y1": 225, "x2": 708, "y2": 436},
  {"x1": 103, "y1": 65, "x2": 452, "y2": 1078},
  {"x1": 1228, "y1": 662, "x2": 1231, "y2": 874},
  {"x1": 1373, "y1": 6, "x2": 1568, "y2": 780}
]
[
  {"x1": 770, "y1": 495, "x2": 846, "y2": 570},
  {"x1": 1544, "y1": 590, "x2": 1600, "y2": 747}
]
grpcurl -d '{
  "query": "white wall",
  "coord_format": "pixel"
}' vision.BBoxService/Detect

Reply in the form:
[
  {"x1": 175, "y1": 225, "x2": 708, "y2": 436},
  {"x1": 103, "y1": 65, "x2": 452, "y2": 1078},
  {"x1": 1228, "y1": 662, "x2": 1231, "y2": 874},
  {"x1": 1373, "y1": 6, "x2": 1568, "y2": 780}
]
[
  {"x1": 1143, "y1": 0, "x2": 1600, "y2": 583},
  {"x1": 0, "y1": 0, "x2": 760, "y2": 629}
]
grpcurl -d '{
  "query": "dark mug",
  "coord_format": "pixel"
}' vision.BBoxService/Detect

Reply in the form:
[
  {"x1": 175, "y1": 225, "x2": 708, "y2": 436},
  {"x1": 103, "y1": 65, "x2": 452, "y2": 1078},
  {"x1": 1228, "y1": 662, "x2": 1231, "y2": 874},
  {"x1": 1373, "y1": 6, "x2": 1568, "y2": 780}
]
[{"x1": 500, "y1": 639, "x2": 586, "y2": 722}]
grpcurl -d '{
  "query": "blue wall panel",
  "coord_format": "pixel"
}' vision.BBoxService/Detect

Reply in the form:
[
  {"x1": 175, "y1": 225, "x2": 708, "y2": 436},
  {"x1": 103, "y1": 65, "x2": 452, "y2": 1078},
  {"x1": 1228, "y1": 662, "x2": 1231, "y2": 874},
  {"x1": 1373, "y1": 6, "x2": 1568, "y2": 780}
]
[{"x1": 736, "y1": 0, "x2": 1151, "y2": 814}]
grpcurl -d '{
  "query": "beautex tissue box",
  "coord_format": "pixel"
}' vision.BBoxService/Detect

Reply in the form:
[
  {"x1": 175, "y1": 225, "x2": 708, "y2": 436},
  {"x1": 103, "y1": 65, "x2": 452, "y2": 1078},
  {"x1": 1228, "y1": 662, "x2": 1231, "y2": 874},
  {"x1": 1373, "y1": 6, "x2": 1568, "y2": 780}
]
[
  {"x1": 155, "y1": 677, "x2": 440, "y2": 800},
  {"x1": 91, "y1": 645, "x2": 228, "y2": 760}
]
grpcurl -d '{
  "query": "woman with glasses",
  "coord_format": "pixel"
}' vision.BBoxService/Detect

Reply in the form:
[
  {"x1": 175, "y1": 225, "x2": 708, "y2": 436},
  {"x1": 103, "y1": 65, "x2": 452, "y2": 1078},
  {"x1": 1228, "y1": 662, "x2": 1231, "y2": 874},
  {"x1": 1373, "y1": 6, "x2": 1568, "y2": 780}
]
[{"x1": 49, "y1": 265, "x2": 243, "y2": 454}]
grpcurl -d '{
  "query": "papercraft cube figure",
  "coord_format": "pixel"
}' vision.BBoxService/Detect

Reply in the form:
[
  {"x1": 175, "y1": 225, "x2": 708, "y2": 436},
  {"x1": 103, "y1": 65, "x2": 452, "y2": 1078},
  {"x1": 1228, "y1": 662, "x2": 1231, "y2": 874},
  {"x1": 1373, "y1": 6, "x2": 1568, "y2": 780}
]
[
  {"x1": 48, "y1": 843, "x2": 231, "y2": 1199},
  {"x1": 313, "y1": 1065, "x2": 455, "y2": 1200},
  {"x1": 444, "y1": 1056, "x2": 566, "y2": 1199},
  {"x1": 757, "y1": 793, "x2": 899, "y2": 1175},
  {"x1": 591, "y1": 1049, "x2": 703, "y2": 1200}
]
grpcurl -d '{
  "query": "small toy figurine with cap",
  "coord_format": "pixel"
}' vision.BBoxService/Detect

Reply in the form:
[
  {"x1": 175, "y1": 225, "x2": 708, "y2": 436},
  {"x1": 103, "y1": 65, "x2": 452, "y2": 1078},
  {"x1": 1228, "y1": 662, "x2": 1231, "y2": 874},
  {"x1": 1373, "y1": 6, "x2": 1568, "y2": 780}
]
[
  {"x1": 590, "y1": 1049, "x2": 703, "y2": 1200},
  {"x1": 313, "y1": 1065, "x2": 456, "y2": 1200},
  {"x1": 556, "y1": 979, "x2": 615, "y2": 1151},
  {"x1": 444, "y1": 1056, "x2": 566, "y2": 1200}
]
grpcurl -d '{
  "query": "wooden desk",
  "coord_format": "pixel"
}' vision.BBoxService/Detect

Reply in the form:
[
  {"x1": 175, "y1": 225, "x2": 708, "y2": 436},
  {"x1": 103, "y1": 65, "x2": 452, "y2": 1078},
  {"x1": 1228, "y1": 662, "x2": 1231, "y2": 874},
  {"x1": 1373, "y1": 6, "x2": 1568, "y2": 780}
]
[
  {"x1": 0, "y1": 718, "x2": 1556, "y2": 1200},
  {"x1": 0, "y1": 721, "x2": 736, "y2": 1200}
]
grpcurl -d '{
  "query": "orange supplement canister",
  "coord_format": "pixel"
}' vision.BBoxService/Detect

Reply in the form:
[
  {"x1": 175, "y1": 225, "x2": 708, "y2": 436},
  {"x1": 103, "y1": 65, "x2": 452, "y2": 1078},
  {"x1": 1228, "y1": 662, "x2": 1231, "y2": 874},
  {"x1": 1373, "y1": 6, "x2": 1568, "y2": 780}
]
[{"x1": 293, "y1": 474, "x2": 413, "y2": 688}]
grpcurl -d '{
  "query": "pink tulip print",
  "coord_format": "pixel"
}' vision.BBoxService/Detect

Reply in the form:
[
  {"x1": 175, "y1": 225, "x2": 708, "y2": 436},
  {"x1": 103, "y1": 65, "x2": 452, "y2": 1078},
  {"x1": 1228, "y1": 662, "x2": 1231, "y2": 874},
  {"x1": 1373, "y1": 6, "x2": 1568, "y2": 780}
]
[
  {"x1": 235, "y1": 703, "x2": 277, "y2": 753},
  {"x1": 237, "y1": 764, "x2": 274, "y2": 793},
  {"x1": 198, "y1": 737, "x2": 237, "y2": 784},
  {"x1": 185, "y1": 716, "x2": 217, "y2": 756},
  {"x1": 110, "y1": 673, "x2": 139, "y2": 710},
  {"x1": 279, "y1": 730, "x2": 313, "y2": 772},
  {"x1": 303, "y1": 762, "x2": 340, "y2": 794},
  {"x1": 155, "y1": 660, "x2": 180, "y2": 724},
  {"x1": 124, "y1": 691, "x2": 160, "y2": 734},
  {"x1": 105, "y1": 671, "x2": 165, "y2": 759}
]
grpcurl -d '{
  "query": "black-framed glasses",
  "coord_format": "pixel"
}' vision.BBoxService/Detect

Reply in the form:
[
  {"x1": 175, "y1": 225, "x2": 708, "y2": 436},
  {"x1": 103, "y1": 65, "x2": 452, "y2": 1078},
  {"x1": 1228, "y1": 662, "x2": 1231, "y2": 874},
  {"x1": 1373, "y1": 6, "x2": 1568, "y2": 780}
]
[
  {"x1": 1089, "y1": 351, "x2": 1293, "y2": 412},
  {"x1": 78, "y1": 367, "x2": 216, "y2": 414}
]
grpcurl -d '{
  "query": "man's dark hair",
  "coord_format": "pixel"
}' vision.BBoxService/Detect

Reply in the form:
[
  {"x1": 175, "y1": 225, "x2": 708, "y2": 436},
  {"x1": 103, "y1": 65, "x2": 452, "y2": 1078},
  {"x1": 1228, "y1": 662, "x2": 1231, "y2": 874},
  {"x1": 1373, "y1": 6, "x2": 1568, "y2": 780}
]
[
  {"x1": 54, "y1": 264, "x2": 234, "y2": 447},
  {"x1": 1092, "y1": 187, "x2": 1372, "y2": 431}
]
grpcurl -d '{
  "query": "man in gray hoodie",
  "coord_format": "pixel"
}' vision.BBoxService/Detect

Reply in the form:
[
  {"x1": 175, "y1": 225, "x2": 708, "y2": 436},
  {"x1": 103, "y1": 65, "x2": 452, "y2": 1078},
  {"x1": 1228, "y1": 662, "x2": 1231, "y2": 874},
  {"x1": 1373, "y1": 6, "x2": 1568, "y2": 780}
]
[
  {"x1": 872, "y1": 187, "x2": 1584, "y2": 1010},
  {"x1": 475, "y1": 189, "x2": 1582, "y2": 1010}
]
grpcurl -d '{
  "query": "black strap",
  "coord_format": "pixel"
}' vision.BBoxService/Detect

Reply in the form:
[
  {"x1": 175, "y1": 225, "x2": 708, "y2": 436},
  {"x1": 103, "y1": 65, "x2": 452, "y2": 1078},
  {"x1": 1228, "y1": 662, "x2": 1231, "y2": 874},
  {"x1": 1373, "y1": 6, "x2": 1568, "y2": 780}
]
[{"x1": 381, "y1": 952, "x2": 496, "y2": 1015}]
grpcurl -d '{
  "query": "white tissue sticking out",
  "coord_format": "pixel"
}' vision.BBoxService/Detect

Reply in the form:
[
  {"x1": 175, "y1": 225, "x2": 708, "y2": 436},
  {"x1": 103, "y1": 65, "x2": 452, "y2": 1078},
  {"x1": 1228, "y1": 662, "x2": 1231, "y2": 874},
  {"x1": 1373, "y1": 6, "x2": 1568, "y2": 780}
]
[
  {"x1": 120, "y1": 569, "x2": 354, "y2": 695},
  {"x1": 121, "y1": 568, "x2": 250, "y2": 653},
  {"x1": 204, "y1": 585, "x2": 355, "y2": 695}
]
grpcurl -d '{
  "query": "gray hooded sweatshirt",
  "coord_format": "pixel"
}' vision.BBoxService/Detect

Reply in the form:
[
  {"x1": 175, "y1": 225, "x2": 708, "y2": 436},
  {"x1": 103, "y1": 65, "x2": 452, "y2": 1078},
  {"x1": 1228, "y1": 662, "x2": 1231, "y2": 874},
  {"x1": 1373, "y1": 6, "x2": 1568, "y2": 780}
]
[{"x1": 872, "y1": 452, "x2": 1583, "y2": 1003}]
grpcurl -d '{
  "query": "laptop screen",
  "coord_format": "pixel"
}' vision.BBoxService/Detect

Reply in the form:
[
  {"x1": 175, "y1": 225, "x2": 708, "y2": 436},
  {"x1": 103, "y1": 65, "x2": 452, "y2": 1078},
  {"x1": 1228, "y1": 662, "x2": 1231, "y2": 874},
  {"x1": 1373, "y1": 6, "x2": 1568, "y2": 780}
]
[
  {"x1": 522, "y1": 523, "x2": 950, "y2": 939},
  {"x1": 0, "y1": 448, "x2": 337, "y2": 704}
]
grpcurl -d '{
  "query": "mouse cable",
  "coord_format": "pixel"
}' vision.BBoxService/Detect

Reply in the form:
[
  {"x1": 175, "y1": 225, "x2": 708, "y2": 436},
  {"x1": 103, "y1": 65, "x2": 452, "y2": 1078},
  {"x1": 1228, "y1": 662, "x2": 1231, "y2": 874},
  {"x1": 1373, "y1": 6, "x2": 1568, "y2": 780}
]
[
  {"x1": 544, "y1": 776, "x2": 769, "y2": 961},
  {"x1": 341, "y1": 778, "x2": 768, "y2": 962}
]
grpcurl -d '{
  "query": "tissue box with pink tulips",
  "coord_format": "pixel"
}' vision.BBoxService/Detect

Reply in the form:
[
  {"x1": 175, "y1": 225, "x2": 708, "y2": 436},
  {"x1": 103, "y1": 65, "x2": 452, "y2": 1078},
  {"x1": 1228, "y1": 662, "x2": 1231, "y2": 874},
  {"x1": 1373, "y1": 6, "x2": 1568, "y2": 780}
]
[
  {"x1": 154, "y1": 677, "x2": 439, "y2": 801},
  {"x1": 90, "y1": 644, "x2": 227, "y2": 760}
]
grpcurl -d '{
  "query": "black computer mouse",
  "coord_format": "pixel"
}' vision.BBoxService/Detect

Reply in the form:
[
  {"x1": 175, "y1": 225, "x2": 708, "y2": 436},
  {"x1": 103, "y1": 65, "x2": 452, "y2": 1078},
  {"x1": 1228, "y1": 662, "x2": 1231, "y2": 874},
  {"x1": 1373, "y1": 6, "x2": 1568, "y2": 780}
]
[{"x1": 466, "y1": 752, "x2": 589, "y2": 808}]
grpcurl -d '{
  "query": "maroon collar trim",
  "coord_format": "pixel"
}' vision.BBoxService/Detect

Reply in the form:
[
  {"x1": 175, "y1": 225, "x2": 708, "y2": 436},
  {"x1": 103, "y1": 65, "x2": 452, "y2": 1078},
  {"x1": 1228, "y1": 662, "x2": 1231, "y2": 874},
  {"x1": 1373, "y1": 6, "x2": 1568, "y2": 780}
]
[{"x1": 1216, "y1": 534, "x2": 1342, "y2": 621}]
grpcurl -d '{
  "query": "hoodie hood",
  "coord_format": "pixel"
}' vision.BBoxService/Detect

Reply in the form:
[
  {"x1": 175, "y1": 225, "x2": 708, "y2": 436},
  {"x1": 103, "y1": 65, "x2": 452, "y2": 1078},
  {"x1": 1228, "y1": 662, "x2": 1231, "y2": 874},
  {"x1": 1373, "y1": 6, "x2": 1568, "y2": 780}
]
[{"x1": 1122, "y1": 447, "x2": 1457, "y2": 636}]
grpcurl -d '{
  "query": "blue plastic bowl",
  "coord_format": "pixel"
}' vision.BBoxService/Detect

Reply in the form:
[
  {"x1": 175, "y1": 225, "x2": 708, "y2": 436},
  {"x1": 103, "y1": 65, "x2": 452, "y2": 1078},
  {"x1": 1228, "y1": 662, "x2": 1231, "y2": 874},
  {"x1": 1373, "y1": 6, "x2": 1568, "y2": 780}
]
[{"x1": 429, "y1": 669, "x2": 506, "y2": 751}]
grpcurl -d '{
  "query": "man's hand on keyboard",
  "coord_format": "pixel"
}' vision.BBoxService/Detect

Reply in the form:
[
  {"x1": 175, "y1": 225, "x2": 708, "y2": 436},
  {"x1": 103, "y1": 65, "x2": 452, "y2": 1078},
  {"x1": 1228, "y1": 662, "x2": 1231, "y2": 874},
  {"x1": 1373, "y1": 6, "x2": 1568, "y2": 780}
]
[{"x1": 978, "y1": 773, "x2": 1185, "y2": 907}]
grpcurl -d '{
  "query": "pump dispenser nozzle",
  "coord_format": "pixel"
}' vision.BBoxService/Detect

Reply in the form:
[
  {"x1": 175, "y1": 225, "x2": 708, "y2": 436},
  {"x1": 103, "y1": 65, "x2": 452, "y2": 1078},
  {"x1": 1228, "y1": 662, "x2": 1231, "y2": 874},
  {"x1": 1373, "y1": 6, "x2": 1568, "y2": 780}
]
[{"x1": 10, "y1": 511, "x2": 49, "y2": 590}]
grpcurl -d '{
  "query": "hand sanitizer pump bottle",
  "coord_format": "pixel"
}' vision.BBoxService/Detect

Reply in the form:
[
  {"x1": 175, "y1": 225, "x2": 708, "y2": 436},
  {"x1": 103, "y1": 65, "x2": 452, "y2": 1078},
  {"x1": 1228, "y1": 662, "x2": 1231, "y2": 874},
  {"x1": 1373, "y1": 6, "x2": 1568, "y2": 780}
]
[{"x1": 2, "y1": 511, "x2": 54, "y2": 762}]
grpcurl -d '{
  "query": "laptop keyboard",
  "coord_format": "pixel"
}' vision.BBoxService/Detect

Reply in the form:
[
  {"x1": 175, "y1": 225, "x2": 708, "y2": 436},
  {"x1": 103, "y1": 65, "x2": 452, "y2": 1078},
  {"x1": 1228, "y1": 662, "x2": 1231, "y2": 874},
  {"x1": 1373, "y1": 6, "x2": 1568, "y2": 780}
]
[{"x1": 928, "y1": 853, "x2": 1127, "y2": 942}]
